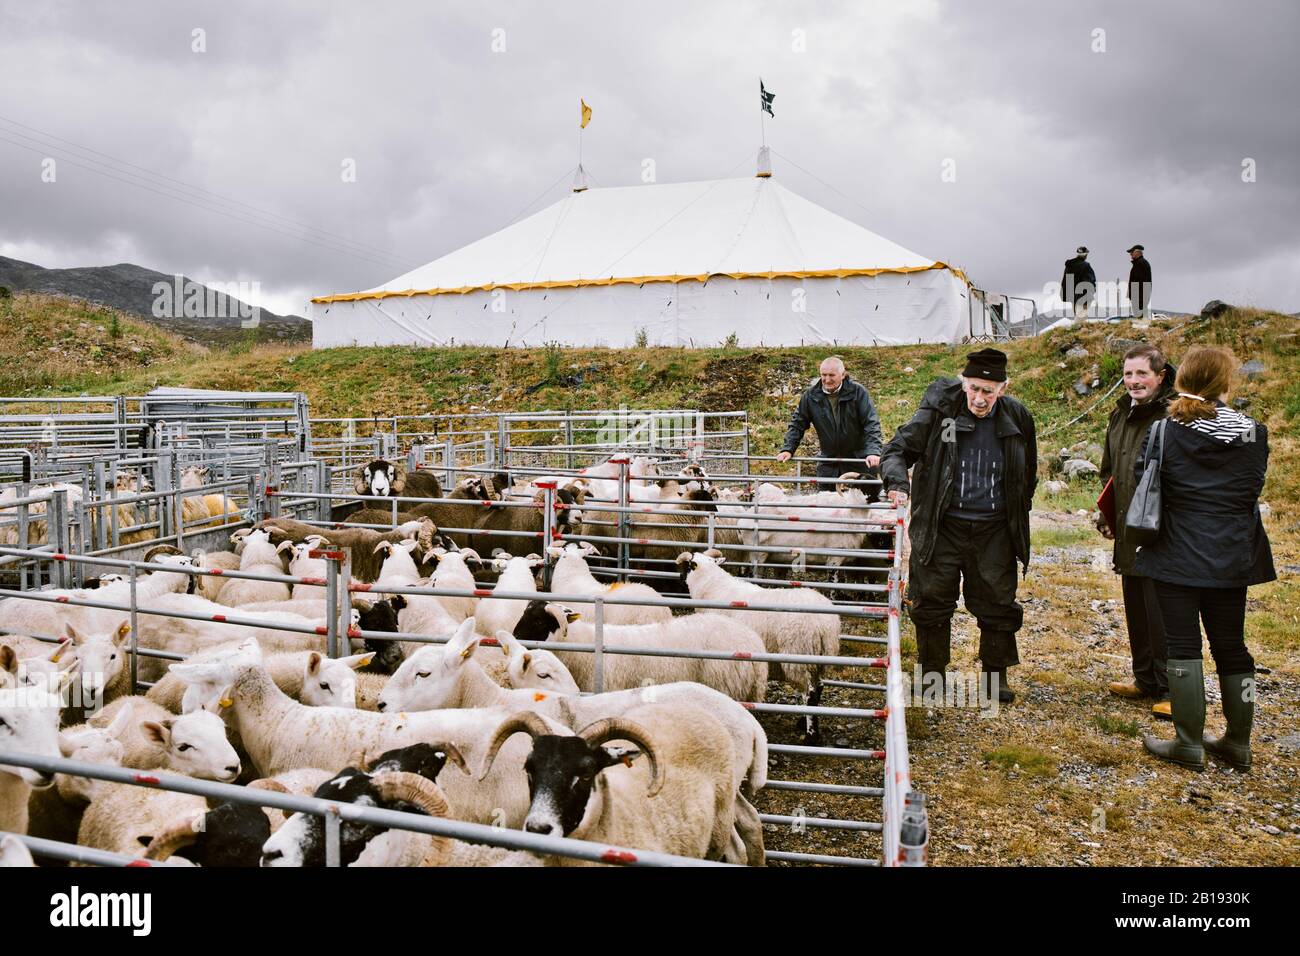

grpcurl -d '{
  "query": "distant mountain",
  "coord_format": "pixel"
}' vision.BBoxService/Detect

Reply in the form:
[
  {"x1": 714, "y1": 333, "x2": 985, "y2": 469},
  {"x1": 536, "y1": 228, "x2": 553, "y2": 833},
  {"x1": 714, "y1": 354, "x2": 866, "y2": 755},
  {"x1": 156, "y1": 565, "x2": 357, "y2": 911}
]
[{"x1": 0, "y1": 256, "x2": 310, "y2": 346}]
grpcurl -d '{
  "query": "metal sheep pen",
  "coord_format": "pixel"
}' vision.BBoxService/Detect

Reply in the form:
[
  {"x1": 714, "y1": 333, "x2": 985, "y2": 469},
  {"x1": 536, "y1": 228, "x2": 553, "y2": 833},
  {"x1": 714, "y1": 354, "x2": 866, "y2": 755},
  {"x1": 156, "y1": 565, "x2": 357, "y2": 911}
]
[{"x1": 0, "y1": 399, "x2": 925, "y2": 866}]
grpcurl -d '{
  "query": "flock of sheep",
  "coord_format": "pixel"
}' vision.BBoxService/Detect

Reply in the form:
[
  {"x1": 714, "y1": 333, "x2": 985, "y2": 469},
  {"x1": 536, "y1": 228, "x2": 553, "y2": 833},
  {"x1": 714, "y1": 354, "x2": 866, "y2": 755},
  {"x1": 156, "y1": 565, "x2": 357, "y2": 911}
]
[{"x1": 0, "y1": 454, "x2": 880, "y2": 867}]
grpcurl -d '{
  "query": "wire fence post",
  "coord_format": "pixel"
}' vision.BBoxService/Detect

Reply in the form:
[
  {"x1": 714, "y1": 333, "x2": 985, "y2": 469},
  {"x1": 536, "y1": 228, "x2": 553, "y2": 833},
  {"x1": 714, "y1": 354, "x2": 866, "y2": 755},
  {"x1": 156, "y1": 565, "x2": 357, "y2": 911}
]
[
  {"x1": 50, "y1": 489, "x2": 69, "y2": 589},
  {"x1": 538, "y1": 481, "x2": 556, "y2": 590},
  {"x1": 593, "y1": 594, "x2": 605, "y2": 694},
  {"x1": 265, "y1": 440, "x2": 282, "y2": 521},
  {"x1": 92, "y1": 459, "x2": 107, "y2": 552},
  {"x1": 156, "y1": 448, "x2": 175, "y2": 541},
  {"x1": 443, "y1": 436, "x2": 455, "y2": 490},
  {"x1": 325, "y1": 806, "x2": 341, "y2": 868},
  {"x1": 315, "y1": 459, "x2": 330, "y2": 522},
  {"x1": 128, "y1": 563, "x2": 140, "y2": 694},
  {"x1": 615, "y1": 458, "x2": 629, "y2": 582},
  {"x1": 324, "y1": 550, "x2": 343, "y2": 659}
]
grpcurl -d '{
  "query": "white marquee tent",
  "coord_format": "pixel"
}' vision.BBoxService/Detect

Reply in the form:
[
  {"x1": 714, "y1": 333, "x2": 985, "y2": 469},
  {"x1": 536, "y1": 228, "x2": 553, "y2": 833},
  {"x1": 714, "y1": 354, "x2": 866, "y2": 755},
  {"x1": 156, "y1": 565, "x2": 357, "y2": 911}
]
[{"x1": 309, "y1": 174, "x2": 983, "y2": 348}]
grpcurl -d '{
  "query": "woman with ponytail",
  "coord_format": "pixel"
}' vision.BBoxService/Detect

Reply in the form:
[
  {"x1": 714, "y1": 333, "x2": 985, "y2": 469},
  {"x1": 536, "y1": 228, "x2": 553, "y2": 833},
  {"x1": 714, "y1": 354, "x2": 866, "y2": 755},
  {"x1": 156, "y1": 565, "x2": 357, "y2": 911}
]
[{"x1": 1133, "y1": 346, "x2": 1274, "y2": 772}]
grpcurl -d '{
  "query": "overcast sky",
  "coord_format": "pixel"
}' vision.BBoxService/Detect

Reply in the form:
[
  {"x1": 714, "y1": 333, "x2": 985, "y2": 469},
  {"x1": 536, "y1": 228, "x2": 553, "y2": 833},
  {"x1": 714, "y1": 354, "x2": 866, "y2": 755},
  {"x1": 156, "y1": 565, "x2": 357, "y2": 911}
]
[{"x1": 2, "y1": 0, "x2": 1296, "y2": 318}]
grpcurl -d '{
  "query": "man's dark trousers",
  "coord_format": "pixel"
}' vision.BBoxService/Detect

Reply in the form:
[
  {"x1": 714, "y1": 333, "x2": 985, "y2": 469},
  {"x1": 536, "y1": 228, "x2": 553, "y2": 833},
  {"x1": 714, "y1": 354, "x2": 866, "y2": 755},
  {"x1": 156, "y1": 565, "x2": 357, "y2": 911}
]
[
  {"x1": 908, "y1": 514, "x2": 1022, "y2": 671},
  {"x1": 1121, "y1": 574, "x2": 1168, "y2": 696}
]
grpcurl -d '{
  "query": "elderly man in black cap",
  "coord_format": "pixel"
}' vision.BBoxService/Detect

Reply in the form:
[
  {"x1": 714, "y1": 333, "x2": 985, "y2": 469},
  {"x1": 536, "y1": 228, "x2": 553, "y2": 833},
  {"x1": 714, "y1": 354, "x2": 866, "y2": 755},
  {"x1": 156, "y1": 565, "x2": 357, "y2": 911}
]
[
  {"x1": 1128, "y1": 245, "x2": 1152, "y2": 318},
  {"x1": 880, "y1": 348, "x2": 1038, "y2": 703}
]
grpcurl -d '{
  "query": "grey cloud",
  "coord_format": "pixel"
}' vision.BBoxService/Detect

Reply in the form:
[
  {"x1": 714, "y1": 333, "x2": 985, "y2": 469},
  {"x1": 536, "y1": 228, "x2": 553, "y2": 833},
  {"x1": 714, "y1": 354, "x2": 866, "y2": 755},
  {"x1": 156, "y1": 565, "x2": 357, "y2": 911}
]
[{"x1": 0, "y1": 0, "x2": 1295, "y2": 318}]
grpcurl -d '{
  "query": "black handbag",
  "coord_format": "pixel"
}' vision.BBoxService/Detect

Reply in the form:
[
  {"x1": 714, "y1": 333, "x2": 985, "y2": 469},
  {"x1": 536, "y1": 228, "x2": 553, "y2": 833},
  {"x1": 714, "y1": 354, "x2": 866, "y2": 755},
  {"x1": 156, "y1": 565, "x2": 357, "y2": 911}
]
[{"x1": 1126, "y1": 419, "x2": 1167, "y2": 547}]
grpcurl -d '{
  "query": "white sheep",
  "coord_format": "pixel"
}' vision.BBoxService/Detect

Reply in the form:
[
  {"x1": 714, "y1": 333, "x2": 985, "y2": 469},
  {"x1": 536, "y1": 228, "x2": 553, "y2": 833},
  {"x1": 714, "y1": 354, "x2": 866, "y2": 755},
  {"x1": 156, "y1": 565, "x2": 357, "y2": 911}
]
[
  {"x1": 382, "y1": 621, "x2": 767, "y2": 865},
  {"x1": 216, "y1": 528, "x2": 292, "y2": 607},
  {"x1": 479, "y1": 702, "x2": 739, "y2": 863},
  {"x1": 25, "y1": 710, "x2": 130, "y2": 846},
  {"x1": 146, "y1": 646, "x2": 373, "y2": 713},
  {"x1": 473, "y1": 553, "x2": 542, "y2": 638},
  {"x1": 82, "y1": 695, "x2": 241, "y2": 782},
  {"x1": 276, "y1": 534, "x2": 329, "y2": 598},
  {"x1": 423, "y1": 546, "x2": 481, "y2": 622},
  {"x1": 745, "y1": 475, "x2": 880, "y2": 573},
  {"x1": 545, "y1": 542, "x2": 672, "y2": 626},
  {"x1": 0, "y1": 833, "x2": 35, "y2": 866},
  {"x1": 194, "y1": 548, "x2": 241, "y2": 602},
  {"x1": 512, "y1": 600, "x2": 768, "y2": 703},
  {"x1": 373, "y1": 538, "x2": 460, "y2": 661},
  {"x1": 128, "y1": 592, "x2": 329, "y2": 684},
  {"x1": 167, "y1": 643, "x2": 569, "y2": 831},
  {"x1": 677, "y1": 549, "x2": 841, "y2": 743},
  {"x1": 0, "y1": 679, "x2": 64, "y2": 835}
]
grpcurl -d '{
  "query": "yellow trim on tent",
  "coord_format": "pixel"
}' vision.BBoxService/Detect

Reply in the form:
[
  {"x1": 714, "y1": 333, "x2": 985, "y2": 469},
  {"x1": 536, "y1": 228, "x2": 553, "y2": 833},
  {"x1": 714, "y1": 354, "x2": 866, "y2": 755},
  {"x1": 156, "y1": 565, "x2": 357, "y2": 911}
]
[{"x1": 310, "y1": 262, "x2": 971, "y2": 304}]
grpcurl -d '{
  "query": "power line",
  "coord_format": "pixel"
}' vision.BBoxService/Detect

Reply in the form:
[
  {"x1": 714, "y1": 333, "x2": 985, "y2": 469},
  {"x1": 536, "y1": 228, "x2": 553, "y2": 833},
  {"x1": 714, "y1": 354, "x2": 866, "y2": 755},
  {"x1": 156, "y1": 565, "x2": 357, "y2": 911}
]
[
  {"x1": 0, "y1": 114, "x2": 419, "y2": 268},
  {"x1": 0, "y1": 134, "x2": 412, "y2": 272},
  {"x1": 770, "y1": 148, "x2": 878, "y2": 223}
]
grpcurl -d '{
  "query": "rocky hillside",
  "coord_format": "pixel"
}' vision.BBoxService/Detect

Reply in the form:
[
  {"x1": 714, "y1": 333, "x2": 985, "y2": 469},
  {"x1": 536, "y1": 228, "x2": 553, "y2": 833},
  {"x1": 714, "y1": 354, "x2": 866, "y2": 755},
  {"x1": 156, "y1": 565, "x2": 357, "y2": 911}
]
[{"x1": 0, "y1": 256, "x2": 309, "y2": 347}]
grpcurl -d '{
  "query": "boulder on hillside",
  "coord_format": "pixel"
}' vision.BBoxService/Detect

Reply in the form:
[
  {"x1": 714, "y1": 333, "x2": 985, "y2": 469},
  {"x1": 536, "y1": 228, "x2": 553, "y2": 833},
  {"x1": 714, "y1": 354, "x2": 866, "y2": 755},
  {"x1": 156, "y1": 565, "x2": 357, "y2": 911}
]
[
  {"x1": 1240, "y1": 359, "x2": 1267, "y2": 381},
  {"x1": 1201, "y1": 300, "x2": 1231, "y2": 319},
  {"x1": 1062, "y1": 459, "x2": 1100, "y2": 478}
]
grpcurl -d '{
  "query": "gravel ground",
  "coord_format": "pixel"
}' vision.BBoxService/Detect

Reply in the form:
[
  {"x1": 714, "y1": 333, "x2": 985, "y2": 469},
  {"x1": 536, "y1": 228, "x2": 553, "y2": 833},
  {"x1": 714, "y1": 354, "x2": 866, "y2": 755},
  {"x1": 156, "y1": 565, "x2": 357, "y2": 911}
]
[{"x1": 755, "y1": 510, "x2": 1300, "y2": 867}]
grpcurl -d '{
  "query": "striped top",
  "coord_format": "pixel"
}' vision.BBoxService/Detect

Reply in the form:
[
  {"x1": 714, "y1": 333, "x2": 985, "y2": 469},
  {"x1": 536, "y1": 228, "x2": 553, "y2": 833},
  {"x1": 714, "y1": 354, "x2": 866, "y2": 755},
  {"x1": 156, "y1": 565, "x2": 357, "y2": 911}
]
[{"x1": 1175, "y1": 405, "x2": 1256, "y2": 443}]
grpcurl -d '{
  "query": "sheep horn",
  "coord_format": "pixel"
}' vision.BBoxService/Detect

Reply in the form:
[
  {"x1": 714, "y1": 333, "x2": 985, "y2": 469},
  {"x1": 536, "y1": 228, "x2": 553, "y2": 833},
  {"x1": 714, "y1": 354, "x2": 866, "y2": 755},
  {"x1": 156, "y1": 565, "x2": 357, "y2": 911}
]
[
  {"x1": 370, "y1": 770, "x2": 451, "y2": 817},
  {"x1": 478, "y1": 711, "x2": 554, "y2": 781},
  {"x1": 142, "y1": 544, "x2": 184, "y2": 563},
  {"x1": 702, "y1": 548, "x2": 724, "y2": 560},
  {"x1": 353, "y1": 468, "x2": 370, "y2": 496},
  {"x1": 577, "y1": 717, "x2": 662, "y2": 798},
  {"x1": 141, "y1": 814, "x2": 202, "y2": 861},
  {"x1": 369, "y1": 771, "x2": 454, "y2": 866},
  {"x1": 674, "y1": 552, "x2": 693, "y2": 566},
  {"x1": 389, "y1": 461, "x2": 408, "y2": 494}
]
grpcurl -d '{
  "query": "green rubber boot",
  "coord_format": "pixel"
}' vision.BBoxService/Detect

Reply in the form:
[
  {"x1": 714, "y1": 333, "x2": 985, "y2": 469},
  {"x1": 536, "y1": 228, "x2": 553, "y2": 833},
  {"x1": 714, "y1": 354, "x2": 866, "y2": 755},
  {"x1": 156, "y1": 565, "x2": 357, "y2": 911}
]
[
  {"x1": 1204, "y1": 672, "x2": 1254, "y2": 772},
  {"x1": 1142, "y1": 659, "x2": 1205, "y2": 771}
]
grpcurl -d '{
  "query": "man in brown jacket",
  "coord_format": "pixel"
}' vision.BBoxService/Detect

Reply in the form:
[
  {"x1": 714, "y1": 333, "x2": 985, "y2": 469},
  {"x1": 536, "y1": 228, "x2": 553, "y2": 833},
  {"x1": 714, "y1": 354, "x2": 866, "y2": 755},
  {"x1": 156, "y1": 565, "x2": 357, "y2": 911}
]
[{"x1": 1098, "y1": 344, "x2": 1176, "y2": 709}]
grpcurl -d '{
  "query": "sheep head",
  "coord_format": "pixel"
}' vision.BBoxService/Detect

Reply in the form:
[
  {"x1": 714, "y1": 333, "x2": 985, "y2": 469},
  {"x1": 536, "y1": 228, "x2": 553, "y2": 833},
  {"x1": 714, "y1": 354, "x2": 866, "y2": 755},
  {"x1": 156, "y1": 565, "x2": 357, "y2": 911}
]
[{"x1": 511, "y1": 715, "x2": 660, "y2": 839}]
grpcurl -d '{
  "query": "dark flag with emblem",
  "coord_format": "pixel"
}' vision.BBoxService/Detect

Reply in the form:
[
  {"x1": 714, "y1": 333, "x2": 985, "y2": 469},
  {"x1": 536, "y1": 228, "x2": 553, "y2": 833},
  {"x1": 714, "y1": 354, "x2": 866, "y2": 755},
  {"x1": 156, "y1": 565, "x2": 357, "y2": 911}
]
[{"x1": 760, "y1": 79, "x2": 775, "y2": 117}]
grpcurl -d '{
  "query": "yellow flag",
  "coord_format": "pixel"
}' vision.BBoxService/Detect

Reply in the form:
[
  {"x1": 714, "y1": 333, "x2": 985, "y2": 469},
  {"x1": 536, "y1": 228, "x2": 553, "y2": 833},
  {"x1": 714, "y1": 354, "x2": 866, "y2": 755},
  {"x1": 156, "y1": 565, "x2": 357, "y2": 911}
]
[{"x1": 580, "y1": 98, "x2": 592, "y2": 129}]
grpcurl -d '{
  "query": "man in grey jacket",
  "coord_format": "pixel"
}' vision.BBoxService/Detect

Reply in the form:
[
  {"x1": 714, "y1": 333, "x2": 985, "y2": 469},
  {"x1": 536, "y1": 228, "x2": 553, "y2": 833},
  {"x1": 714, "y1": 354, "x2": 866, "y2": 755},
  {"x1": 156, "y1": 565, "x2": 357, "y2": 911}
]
[{"x1": 778, "y1": 356, "x2": 884, "y2": 478}]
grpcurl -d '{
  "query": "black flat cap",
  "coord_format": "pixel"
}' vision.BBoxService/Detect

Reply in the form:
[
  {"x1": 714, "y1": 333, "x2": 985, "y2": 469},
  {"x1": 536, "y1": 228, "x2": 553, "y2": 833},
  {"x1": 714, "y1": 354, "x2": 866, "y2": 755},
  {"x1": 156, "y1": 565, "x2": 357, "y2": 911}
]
[
  {"x1": 963, "y1": 347, "x2": 1008, "y2": 381},
  {"x1": 1127, "y1": 244, "x2": 1145, "y2": 252}
]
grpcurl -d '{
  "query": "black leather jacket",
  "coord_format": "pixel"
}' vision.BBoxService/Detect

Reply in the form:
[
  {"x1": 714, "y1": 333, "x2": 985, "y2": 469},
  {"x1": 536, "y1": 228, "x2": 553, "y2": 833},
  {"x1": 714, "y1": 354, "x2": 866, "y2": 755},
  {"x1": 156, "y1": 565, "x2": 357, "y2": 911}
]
[{"x1": 880, "y1": 378, "x2": 1038, "y2": 570}]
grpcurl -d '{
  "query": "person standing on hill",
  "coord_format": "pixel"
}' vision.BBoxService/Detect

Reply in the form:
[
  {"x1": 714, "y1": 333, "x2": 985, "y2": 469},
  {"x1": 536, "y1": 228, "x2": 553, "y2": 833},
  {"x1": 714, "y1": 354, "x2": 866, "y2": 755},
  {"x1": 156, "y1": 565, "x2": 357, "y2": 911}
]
[
  {"x1": 1061, "y1": 246, "x2": 1097, "y2": 319},
  {"x1": 777, "y1": 355, "x2": 884, "y2": 480},
  {"x1": 879, "y1": 348, "x2": 1038, "y2": 704},
  {"x1": 1134, "y1": 346, "x2": 1274, "y2": 772},
  {"x1": 1128, "y1": 245, "x2": 1153, "y2": 318},
  {"x1": 1098, "y1": 344, "x2": 1176, "y2": 712}
]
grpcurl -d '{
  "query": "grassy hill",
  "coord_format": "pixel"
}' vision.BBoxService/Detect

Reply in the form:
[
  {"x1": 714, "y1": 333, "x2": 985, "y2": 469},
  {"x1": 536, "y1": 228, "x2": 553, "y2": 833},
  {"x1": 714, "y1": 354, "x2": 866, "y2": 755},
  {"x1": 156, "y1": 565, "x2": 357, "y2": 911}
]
[
  {"x1": 0, "y1": 257, "x2": 310, "y2": 347},
  {"x1": 9, "y1": 290, "x2": 1299, "y2": 864},
  {"x1": 0, "y1": 292, "x2": 200, "y2": 394}
]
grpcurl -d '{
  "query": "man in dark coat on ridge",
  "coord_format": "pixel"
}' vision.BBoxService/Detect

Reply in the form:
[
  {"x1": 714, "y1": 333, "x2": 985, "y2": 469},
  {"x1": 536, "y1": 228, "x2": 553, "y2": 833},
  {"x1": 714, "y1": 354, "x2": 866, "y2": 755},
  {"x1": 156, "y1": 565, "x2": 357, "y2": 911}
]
[
  {"x1": 1061, "y1": 245, "x2": 1097, "y2": 319},
  {"x1": 880, "y1": 348, "x2": 1038, "y2": 704},
  {"x1": 1128, "y1": 244, "x2": 1153, "y2": 317},
  {"x1": 778, "y1": 355, "x2": 884, "y2": 479}
]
